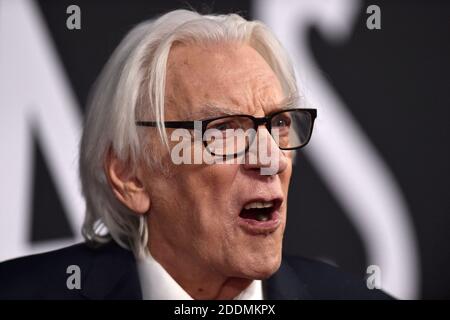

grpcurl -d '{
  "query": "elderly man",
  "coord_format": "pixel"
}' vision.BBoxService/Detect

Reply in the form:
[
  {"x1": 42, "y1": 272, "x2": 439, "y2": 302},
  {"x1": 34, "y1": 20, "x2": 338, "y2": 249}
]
[{"x1": 0, "y1": 10, "x2": 390, "y2": 300}]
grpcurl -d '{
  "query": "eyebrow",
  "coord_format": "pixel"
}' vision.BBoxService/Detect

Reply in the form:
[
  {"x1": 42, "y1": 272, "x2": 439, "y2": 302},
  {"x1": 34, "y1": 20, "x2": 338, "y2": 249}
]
[
  {"x1": 187, "y1": 95, "x2": 301, "y2": 120},
  {"x1": 188, "y1": 104, "x2": 241, "y2": 119}
]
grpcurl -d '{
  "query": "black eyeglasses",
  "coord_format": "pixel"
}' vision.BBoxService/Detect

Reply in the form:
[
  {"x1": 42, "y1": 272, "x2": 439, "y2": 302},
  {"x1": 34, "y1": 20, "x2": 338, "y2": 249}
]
[{"x1": 136, "y1": 108, "x2": 317, "y2": 157}]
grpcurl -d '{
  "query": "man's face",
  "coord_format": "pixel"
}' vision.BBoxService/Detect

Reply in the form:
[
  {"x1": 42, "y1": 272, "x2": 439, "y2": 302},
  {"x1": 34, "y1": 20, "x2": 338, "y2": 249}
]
[{"x1": 145, "y1": 42, "x2": 293, "y2": 280}]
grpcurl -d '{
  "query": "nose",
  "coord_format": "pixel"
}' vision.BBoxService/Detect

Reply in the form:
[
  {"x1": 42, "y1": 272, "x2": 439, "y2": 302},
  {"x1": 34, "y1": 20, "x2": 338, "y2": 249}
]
[{"x1": 241, "y1": 127, "x2": 288, "y2": 175}]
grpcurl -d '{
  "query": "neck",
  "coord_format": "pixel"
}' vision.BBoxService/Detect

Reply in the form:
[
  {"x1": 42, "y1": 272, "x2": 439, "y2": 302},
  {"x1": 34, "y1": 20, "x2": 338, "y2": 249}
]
[{"x1": 147, "y1": 234, "x2": 251, "y2": 300}]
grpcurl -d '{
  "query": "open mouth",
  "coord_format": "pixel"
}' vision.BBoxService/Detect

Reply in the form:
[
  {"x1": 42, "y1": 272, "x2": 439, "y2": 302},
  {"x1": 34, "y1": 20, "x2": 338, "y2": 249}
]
[
  {"x1": 240, "y1": 201, "x2": 278, "y2": 221},
  {"x1": 238, "y1": 199, "x2": 282, "y2": 234}
]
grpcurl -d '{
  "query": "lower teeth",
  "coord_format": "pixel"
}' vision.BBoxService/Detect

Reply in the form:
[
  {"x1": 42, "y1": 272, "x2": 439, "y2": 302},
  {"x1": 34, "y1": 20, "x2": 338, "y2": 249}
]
[{"x1": 256, "y1": 213, "x2": 269, "y2": 221}]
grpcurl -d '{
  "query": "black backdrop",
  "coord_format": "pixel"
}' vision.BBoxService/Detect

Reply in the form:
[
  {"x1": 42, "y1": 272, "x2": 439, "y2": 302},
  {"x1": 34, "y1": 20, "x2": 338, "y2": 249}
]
[{"x1": 5, "y1": 0, "x2": 449, "y2": 299}]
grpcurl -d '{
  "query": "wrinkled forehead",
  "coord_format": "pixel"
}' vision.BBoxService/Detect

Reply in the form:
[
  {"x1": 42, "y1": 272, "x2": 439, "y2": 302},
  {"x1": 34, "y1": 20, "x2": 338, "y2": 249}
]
[{"x1": 164, "y1": 42, "x2": 286, "y2": 120}]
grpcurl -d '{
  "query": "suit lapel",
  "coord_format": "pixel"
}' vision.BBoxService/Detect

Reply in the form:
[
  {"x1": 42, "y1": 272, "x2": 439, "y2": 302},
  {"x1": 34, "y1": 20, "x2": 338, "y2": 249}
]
[{"x1": 263, "y1": 258, "x2": 312, "y2": 300}]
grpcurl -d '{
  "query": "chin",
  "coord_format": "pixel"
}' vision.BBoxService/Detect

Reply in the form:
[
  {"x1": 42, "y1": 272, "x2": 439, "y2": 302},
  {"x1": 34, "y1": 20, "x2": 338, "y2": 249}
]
[{"x1": 239, "y1": 250, "x2": 282, "y2": 280}]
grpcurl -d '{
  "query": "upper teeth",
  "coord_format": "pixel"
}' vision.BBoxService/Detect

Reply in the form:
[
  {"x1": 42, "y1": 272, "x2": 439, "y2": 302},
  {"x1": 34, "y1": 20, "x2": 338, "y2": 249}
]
[{"x1": 244, "y1": 201, "x2": 274, "y2": 210}]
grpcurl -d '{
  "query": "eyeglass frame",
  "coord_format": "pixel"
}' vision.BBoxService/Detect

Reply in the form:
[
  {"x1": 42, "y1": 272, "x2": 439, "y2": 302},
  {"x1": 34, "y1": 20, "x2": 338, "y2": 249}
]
[{"x1": 135, "y1": 108, "x2": 317, "y2": 158}]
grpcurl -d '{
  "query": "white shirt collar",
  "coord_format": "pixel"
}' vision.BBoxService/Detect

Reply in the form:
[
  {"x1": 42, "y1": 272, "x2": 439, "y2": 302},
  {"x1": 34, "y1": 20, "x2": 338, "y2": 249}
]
[{"x1": 137, "y1": 252, "x2": 263, "y2": 300}]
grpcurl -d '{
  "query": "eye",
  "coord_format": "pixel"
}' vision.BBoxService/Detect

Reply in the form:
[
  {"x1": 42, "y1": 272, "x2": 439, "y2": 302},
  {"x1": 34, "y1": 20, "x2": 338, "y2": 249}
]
[
  {"x1": 209, "y1": 118, "x2": 242, "y2": 131},
  {"x1": 273, "y1": 114, "x2": 291, "y2": 128}
]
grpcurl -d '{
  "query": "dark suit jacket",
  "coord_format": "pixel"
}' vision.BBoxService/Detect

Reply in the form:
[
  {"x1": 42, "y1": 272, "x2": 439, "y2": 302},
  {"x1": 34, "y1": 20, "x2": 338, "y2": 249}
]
[{"x1": 0, "y1": 241, "x2": 391, "y2": 300}]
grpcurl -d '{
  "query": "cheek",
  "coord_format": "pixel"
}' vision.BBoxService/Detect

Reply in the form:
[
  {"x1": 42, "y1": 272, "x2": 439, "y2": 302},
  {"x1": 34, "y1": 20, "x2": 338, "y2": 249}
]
[
  {"x1": 182, "y1": 165, "x2": 243, "y2": 264},
  {"x1": 168, "y1": 163, "x2": 240, "y2": 225},
  {"x1": 194, "y1": 164, "x2": 241, "y2": 221}
]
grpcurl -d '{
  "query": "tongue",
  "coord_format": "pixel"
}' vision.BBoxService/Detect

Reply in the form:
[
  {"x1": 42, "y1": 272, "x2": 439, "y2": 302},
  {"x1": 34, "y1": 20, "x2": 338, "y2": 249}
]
[{"x1": 240, "y1": 208, "x2": 271, "y2": 221}]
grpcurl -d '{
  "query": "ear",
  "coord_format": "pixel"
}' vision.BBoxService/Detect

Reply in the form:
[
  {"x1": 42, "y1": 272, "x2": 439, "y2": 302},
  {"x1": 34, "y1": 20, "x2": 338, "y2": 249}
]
[{"x1": 105, "y1": 150, "x2": 150, "y2": 215}]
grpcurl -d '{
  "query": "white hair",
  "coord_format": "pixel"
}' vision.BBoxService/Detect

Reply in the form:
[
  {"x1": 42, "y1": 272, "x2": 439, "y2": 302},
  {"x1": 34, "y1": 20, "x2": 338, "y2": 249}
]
[{"x1": 80, "y1": 9, "x2": 298, "y2": 258}]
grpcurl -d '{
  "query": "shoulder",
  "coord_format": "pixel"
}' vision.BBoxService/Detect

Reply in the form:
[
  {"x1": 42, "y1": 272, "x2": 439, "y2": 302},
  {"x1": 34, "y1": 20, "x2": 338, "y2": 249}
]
[
  {"x1": 282, "y1": 255, "x2": 393, "y2": 300},
  {"x1": 0, "y1": 241, "x2": 130, "y2": 299}
]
